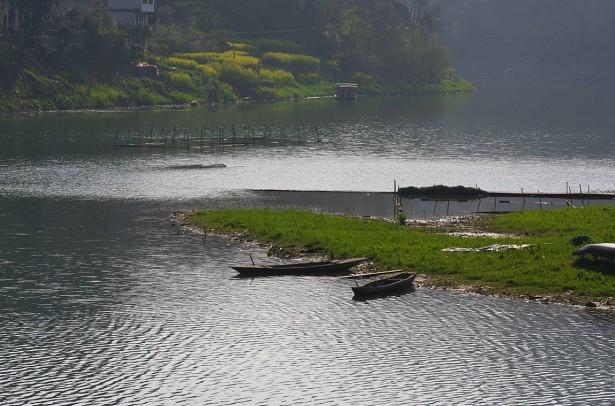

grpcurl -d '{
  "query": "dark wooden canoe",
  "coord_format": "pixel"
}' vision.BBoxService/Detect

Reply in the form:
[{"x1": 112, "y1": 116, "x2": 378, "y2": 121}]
[
  {"x1": 231, "y1": 257, "x2": 368, "y2": 276},
  {"x1": 352, "y1": 272, "x2": 417, "y2": 296}
]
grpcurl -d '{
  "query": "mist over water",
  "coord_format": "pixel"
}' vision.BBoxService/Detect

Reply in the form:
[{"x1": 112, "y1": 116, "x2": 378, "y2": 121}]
[{"x1": 1, "y1": 82, "x2": 615, "y2": 404}]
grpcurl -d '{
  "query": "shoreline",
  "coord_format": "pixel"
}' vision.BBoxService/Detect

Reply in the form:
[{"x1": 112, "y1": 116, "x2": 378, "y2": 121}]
[
  {"x1": 172, "y1": 211, "x2": 615, "y2": 312},
  {"x1": 1, "y1": 87, "x2": 477, "y2": 117},
  {"x1": 254, "y1": 188, "x2": 615, "y2": 199}
]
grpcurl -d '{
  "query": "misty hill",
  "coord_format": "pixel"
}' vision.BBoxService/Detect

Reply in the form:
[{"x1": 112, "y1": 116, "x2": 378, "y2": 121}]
[{"x1": 438, "y1": 0, "x2": 615, "y2": 83}]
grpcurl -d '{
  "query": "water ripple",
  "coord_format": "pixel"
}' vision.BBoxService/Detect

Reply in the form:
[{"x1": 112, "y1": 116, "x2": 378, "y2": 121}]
[{"x1": 1, "y1": 199, "x2": 615, "y2": 405}]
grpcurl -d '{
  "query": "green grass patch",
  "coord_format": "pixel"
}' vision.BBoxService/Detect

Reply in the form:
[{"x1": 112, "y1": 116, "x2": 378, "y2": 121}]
[
  {"x1": 187, "y1": 206, "x2": 615, "y2": 304},
  {"x1": 242, "y1": 38, "x2": 303, "y2": 54},
  {"x1": 70, "y1": 80, "x2": 127, "y2": 108},
  {"x1": 481, "y1": 206, "x2": 615, "y2": 239},
  {"x1": 175, "y1": 51, "x2": 261, "y2": 70},
  {"x1": 255, "y1": 82, "x2": 336, "y2": 99},
  {"x1": 227, "y1": 42, "x2": 258, "y2": 54},
  {"x1": 261, "y1": 52, "x2": 320, "y2": 74},
  {"x1": 122, "y1": 78, "x2": 172, "y2": 106}
]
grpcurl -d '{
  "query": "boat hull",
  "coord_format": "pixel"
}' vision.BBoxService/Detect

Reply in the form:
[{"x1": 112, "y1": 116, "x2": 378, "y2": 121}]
[
  {"x1": 573, "y1": 243, "x2": 615, "y2": 259},
  {"x1": 231, "y1": 257, "x2": 367, "y2": 276},
  {"x1": 352, "y1": 272, "x2": 417, "y2": 296}
]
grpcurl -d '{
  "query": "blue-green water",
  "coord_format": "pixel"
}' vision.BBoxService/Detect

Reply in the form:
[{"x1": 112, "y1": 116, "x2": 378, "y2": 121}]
[{"x1": 1, "y1": 83, "x2": 615, "y2": 405}]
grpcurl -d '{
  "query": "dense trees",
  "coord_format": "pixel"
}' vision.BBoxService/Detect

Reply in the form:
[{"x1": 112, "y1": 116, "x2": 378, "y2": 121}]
[
  {"x1": 1, "y1": 0, "x2": 53, "y2": 36},
  {"x1": 51, "y1": 6, "x2": 129, "y2": 72},
  {"x1": 0, "y1": 0, "x2": 465, "y2": 113},
  {"x1": 1, "y1": 0, "x2": 453, "y2": 84},
  {"x1": 155, "y1": 0, "x2": 454, "y2": 84}
]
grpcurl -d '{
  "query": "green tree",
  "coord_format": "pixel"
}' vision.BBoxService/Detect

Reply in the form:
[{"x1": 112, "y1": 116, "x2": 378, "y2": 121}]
[
  {"x1": 49, "y1": 5, "x2": 128, "y2": 73},
  {"x1": 76, "y1": 6, "x2": 129, "y2": 72},
  {"x1": 11, "y1": 0, "x2": 53, "y2": 36}
]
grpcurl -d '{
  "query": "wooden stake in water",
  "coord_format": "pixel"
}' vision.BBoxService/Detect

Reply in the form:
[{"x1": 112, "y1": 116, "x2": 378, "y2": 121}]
[
  {"x1": 393, "y1": 179, "x2": 397, "y2": 220},
  {"x1": 200, "y1": 123, "x2": 205, "y2": 148}
]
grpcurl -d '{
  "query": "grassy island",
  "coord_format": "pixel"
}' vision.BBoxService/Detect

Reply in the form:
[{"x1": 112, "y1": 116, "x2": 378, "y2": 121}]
[{"x1": 186, "y1": 206, "x2": 615, "y2": 307}]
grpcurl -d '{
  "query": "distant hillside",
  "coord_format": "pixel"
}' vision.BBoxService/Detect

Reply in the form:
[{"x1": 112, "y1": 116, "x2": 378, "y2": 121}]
[
  {"x1": 438, "y1": 0, "x2": 615, "y2": 83},
  {"x1": 0, "y1": 1, "x2": 476, "y2": 114}
]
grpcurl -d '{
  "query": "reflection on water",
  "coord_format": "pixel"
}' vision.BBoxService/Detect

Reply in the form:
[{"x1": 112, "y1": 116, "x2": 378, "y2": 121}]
[
  {"x1": 250, "y1": 190, "x2": 615, "y2": 219},
  {"x1": 1, "y1": 197, "x2": 615, "y2": 405},
  {"x1": 2, "y1": 82, "x2": 615, "y2": 404},
  {"x1": 1, "y1": 83, "x2": 615, "y2": 196}
]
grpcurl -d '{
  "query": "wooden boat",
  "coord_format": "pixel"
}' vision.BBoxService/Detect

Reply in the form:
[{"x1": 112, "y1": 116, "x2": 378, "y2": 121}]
[
  {"x1": 231, "y1": 257, "x2": 367, "y2": 276},
  {"x1": 352, "y1": 272, "x2": 417, "y2": 296},
  {"x1": 573, "y1": 243, "x2": 615, "y2": 260}
]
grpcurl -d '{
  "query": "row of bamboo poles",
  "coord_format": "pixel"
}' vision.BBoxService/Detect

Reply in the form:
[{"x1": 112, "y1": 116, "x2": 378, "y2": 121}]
[
  {"x1": 113, "y1": 123, "x2": 322, "y2": 149},
  {"x1": 392, "y1": 181, "x2": 601, "y2": 221}
]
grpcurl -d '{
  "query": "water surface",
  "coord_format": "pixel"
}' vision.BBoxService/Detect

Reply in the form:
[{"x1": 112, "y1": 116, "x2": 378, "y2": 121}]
[
  {"x1": 1, "y1": 82, "x2": 614, "y2": 198},
  {"x1": 1, "y1": 82, "x2": 615, "y2": 405}
]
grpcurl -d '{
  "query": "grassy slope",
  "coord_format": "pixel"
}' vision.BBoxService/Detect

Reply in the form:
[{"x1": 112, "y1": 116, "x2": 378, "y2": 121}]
[
  {"x1": 1, "y1": 42, "x2": 475, "y2": 114},
  {"x1": 187, "y1": 206, "x2": 615, "y2": 305}
]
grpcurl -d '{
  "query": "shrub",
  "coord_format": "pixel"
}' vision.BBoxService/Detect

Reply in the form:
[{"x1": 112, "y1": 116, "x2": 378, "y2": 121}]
[
  {"x1": 165, "y1": 57, "x2": 199, "y2": 71},
  {"x1": 244, "y1": 38, "x2": 303, "y2": 54},
  {"x1": 167, "y1": 71, "x2": 193, "y2": 91},
  {"x1": 259, "y1": 68, "x2": 296, "y2": 86},
  {"x1": 351, "y1": 72, "x2": 376, "y2": 86},
  {"x1": 175, "y1": 51, "x2": 260, "y2": 69},
  {"x1": 227, "y1": 42, "x2": 257, "y2": 54},
  {"x1": 322, "y1": 59, "x2": 341, "y2": 76},
  {"x1": 217, "y1": 82, "x2": 237, "y2": 102},
  {"x1": 218, "y1": 63, "x2": 259, "y2": 95},
  {"x1": 123, "y1": 78, "x2": 170, "y2": 106},
  {"x1": 131, "y1": 87, "x2": 169, "y2": 106},
  {"x1": 70, "y1": 81, "x2": 125, "y2": 107},
  {"x1": 168, "y1": 91, "x2": 195, "y2": 103},
  {"x1": 297, "y1": 72, "x2": 322, "y2": 85},
  {"x1": 261, "y1": 52, "x2": 320, "y2": 74},
  {"x1": 196, "y1": 64, "x2": 219, "y2": 81}
]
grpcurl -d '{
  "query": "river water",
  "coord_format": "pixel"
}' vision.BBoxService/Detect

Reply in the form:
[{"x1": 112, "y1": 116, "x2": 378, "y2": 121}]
[{"x1": 1, "y1": 82, "x2": 615, "y2": 405}]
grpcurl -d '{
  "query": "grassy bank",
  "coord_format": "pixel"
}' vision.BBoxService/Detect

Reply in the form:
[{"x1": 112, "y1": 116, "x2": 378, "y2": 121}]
[
  {"x1": 186, "y1": 206, "x2": 615, "y2": 306},
  {"x1": 1, "y1": 39, "x2": 475, "y2": 114}
]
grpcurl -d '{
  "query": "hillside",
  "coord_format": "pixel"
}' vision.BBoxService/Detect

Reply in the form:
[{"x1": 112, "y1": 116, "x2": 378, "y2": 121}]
[{"x1": 0, "y1": 1, "x2": 475, "y2": 114}]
